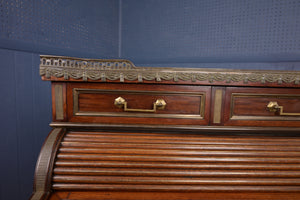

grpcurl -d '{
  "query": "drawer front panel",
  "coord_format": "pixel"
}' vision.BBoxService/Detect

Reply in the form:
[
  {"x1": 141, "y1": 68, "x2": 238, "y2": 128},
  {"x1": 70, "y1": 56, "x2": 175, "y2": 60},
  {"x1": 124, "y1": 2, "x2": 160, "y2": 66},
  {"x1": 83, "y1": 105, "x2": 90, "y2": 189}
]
[
  {"x1": 67, "y1": 83, "x2": 211, "y2": 125},
  {"x1": 224, "y1": 87, "x2": 300, "y2": 127}
]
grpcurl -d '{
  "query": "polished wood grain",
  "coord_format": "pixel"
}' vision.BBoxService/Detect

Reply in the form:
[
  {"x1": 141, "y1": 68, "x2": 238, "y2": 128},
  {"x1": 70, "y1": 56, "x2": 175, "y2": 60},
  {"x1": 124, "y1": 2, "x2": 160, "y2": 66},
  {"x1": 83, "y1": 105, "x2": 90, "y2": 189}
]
[
  {"x1": 47, "y1": 130, "x2": 300, "y2": 199},
  {"x1": 66, "y1": 83, "x2": 211, "y2": 125},
  {"x1": 224, "y1": 87, "x2": 300, "y2": 126},
  {"x1": 48, "y1": 191, "x2": 300, "y2": 200}
]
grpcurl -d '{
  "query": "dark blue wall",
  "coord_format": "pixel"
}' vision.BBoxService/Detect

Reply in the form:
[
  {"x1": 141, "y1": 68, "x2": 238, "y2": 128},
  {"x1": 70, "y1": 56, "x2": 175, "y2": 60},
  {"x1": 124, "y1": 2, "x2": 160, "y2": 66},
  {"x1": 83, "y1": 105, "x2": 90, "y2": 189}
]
[
  {"x1": 1, "y1": 1, "x2": 300, "y2": 200},
  {"x1": 0, "y1": 0, "x2": 119, "y2": 58},
  {"x1": 121, "y1": 0, "x2": 300, "y2": 69}
]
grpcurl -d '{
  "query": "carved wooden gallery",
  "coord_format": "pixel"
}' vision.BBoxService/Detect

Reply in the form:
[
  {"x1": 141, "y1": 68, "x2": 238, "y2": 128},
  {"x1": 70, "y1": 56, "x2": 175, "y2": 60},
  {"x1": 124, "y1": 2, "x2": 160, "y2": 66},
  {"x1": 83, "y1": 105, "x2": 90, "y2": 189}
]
[{"x1": 30, "y1": 55, "x2": 300, "y2": 200}]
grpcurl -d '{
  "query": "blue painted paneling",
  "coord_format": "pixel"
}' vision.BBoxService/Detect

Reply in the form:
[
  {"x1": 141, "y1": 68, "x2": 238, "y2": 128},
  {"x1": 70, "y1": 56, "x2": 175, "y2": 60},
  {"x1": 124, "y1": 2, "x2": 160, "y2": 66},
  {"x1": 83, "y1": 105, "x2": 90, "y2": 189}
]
[
  {"x1": 14, "y1": 52, "x2": 51, "y2": 199},
  {"x1": 0, "y1": 49, "x2": 52, "y2": 200},
  {"x1": 0, "y1": 49, "x2": 19, "y2": 200},
  {"x1": 121, "y1": 0, "x2": 300, "y2": 66},
  {"x1": 14, "y1": 51, "x2": 35, "y2": 199}
]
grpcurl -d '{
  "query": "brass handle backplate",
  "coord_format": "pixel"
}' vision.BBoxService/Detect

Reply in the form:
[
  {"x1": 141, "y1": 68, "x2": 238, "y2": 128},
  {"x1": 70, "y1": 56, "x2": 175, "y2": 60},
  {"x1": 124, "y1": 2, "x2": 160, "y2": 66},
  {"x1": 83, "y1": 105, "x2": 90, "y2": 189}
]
[
  {"x1": 114, "y1": 97, "x2": 166, "y2": 113},
  {"x1": 267, "y1": 101, "x2": 300, "y2": 116}
]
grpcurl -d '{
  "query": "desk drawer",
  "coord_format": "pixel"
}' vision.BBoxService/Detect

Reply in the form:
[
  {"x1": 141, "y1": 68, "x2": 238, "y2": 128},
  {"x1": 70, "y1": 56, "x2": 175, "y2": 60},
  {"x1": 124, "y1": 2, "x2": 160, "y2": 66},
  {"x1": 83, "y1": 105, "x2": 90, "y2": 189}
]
[
  {"x1": 224, "y1": 87, "x2": 300, "y2": 127},
  {"x1": 67, "y1": 83, "x2": 211, "y2": 125}
]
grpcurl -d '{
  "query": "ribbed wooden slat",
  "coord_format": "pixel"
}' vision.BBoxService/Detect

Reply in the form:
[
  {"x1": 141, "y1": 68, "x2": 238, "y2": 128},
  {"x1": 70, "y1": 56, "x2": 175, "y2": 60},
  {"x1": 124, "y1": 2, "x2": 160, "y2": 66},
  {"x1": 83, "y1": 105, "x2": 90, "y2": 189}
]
[
  {"x1": 53, "y1": 176, "x2": 300, "y2": 185},
  {"x1": 63, "y1": 132, "x2": 300, "y2": 144},
  {"x1": 61, "y1": 142, "x2": 300, "y2": 151},
  {"x1": 52, "y1": 184, "x2": 300, "y2": 192},
  {"x1": 66, "y1": 132, "x2": 300, "y2": 142},
  {"x1": 55, "y1": 160, "x2": 300, "y2": 170},
  {"x1": 58, "y1": 147, "x2": 300, "y2": 157},
  {"x1": 53, "y1": 167, "x2": 300, "y2": 177},
  {"x1": 52, "y1": 131, "x2": 300, "y2": 192},
  {"x1": 63, "y1": 136, "x2": 300, "y2": 145},
  {"x1": 56, "y1": 153, "x2": 300, "y2": 163}
]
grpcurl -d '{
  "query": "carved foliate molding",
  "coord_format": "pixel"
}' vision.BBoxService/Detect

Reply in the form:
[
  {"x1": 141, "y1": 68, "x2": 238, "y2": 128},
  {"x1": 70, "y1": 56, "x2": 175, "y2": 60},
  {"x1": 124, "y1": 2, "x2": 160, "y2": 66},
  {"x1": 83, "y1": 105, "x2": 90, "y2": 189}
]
[{"x1": 40, "y1": 55, "x2": 300, "y2": 85}]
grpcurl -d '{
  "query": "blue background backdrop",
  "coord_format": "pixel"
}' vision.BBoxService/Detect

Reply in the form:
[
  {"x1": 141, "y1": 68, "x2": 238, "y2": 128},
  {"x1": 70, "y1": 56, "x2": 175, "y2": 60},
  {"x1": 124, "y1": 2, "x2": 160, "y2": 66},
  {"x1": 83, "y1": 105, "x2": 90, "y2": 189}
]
[{"x1": 0, "y1": 0, "x2": 299, "y2": 199}]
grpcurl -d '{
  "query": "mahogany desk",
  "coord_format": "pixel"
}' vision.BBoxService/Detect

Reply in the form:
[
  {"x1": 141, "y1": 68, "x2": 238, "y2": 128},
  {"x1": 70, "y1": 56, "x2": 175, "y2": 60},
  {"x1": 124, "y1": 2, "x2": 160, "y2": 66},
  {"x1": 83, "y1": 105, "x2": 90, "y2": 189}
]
[{"x1": 31, "y1": 55, "x2": 300, "y2": 200}]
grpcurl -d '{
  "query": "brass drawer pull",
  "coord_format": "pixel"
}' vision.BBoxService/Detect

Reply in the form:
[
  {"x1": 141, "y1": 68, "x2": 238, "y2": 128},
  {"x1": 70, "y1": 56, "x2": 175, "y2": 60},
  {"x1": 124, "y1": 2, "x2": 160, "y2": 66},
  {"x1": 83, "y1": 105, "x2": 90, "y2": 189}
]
[
  {"x1": 114, "y1": 97, "x2": 166, "y2": 113},
  {"x1": 267, "y1": 101, "x2": 300, "y2": 116}
]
